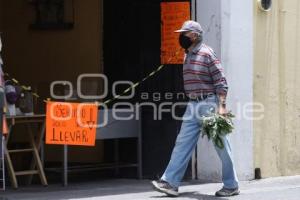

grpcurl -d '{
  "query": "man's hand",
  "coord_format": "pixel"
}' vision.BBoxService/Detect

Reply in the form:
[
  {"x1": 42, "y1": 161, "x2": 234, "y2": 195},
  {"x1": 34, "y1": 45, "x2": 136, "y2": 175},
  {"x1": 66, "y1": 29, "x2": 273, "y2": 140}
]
[
  {"x1": 218, "y1": 105, "x2": 228, "y2": 116},
  {"x1": 217, "y1": 93, "x2": 228, "y2": 115}
]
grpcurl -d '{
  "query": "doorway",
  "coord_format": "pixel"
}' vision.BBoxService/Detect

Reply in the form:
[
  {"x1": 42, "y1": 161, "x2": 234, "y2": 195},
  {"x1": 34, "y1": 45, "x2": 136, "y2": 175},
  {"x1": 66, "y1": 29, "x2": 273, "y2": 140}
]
[{"x1": 103, "y1": 0, "x2": 191, "y2": 179}]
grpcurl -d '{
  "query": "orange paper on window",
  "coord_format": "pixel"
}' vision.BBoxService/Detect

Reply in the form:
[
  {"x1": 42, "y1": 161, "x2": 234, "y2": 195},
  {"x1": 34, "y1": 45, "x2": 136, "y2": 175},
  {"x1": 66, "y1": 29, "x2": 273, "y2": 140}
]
[
  {"x1": 161, "y1": 2, "x2": 190, "y2": 64},
  {"x1": 46, "y1": 102, "x2": 98, "y2": 146}
]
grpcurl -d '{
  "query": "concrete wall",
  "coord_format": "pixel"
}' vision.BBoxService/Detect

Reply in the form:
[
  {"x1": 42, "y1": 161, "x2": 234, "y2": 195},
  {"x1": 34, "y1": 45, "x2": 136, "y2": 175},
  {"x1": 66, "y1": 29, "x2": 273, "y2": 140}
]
[
  {"x1": 1, "y1": 0, "x2": 103, "y2": 88},
  {"x1": 0, "y1": 0, "x2": 104, "y2": 163},
  {"x1": 195, "y1": 0, "x2": 254, "y2": 181},
  {"x1": 254, "y1": 0, "x2": 300, "y2": 177},
  {"x1": 195, "y1": 0, "x2": 221, "y2": 57}
]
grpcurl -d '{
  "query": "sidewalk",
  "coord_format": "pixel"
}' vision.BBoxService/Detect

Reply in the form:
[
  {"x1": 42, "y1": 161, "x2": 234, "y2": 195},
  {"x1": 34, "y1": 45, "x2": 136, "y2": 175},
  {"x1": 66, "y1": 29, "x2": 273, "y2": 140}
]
[{"x1": 1, "y1": 175, "x2": 300, "y2": 200}]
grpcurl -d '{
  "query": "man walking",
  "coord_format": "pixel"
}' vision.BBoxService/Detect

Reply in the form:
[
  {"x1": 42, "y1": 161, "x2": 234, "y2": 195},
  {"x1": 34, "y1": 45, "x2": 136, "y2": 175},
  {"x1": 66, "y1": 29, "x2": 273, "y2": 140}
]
[{"x1": 151, "y1": 20, "x2": 239, "y2": 197}]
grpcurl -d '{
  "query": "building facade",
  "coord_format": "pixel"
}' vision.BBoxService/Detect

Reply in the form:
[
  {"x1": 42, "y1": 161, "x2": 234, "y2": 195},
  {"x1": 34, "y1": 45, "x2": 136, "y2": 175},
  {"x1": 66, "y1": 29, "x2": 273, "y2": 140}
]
[{"x1": 193, "y1": 0, "x2": 300, "y2": 181}]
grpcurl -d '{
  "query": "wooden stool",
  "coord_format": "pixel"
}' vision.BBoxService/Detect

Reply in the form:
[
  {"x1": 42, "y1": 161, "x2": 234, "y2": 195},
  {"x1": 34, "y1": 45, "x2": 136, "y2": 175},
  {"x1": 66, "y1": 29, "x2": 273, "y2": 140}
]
[{"x1": 4, "y1": 115, "x2": 47, "y2": 189}]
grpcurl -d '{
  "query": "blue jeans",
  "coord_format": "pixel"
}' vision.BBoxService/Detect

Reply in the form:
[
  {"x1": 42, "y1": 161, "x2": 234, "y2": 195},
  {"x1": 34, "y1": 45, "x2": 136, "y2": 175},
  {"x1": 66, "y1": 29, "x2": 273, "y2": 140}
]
[{"x1": 161, "y1": 94, "x2": 239, "y2": 189}]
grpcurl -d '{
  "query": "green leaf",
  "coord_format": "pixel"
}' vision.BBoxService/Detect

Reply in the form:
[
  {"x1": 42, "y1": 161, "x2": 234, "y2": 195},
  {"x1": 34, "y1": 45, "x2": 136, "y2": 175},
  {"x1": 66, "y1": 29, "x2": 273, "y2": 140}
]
[
  {"x1": 215, "y1": 136, "x2": 224, "y2": 149},
  {"x1": 200, "y1": 111, "x2": 235, "y2": 149}
]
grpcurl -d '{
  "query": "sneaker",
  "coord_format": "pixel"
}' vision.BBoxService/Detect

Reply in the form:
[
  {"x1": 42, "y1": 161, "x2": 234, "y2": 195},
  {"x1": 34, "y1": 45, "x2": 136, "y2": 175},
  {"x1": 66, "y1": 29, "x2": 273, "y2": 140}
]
[
  {"x1": 215, "y1": 187, "x2": 240, "y2": 197},
  {"x1": 151, "y1": 179, "x2": 179, "y2": 197}
]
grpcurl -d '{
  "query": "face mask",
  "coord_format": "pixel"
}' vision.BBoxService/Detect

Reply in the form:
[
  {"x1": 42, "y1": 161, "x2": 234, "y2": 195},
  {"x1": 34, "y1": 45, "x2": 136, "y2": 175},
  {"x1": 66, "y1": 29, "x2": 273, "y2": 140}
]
[{"x1": 179, "y1": 34, "x2": 193, "y2": 50}]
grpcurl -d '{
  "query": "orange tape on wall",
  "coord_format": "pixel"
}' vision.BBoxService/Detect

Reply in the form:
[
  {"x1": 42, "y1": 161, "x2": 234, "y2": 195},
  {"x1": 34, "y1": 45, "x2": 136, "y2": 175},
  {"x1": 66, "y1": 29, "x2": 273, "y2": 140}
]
[
  {"x1": 161, "y1": 2, "x2": 190, "y2": 64},
  {"x1": 46, "y1": 102, "x2": 98, "y2": 146}
]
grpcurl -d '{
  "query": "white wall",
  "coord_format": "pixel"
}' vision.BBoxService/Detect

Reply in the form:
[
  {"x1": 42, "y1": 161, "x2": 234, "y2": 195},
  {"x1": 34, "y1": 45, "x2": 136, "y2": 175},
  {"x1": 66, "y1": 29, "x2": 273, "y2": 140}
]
[{"x1": 194, "y1": 0, "x2": 254, "y2": 181}]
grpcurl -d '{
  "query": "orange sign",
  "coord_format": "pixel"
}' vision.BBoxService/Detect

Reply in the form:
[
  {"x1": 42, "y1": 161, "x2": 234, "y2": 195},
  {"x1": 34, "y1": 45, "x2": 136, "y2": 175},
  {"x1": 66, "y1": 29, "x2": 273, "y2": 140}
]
[
  {"x1": 161, "y1": 2, "x2": 190, "y2": 64},
  {"x1": 46, "y1": 102, "x2": 98, "y2": 146}
]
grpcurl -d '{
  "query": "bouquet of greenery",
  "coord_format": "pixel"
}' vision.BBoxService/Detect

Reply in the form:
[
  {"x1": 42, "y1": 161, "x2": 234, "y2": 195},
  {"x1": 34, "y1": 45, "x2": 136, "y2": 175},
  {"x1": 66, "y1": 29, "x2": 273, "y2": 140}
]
[{"x1": 201, "y1": 112, "x2": 235, "y2": 149}]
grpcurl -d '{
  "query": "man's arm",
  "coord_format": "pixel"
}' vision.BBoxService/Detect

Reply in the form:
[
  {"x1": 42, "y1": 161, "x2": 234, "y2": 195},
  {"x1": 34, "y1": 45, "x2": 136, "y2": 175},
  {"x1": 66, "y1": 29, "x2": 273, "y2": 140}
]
[{"x1": 208, "y1": 56, "x2": 229, "y2": 114}]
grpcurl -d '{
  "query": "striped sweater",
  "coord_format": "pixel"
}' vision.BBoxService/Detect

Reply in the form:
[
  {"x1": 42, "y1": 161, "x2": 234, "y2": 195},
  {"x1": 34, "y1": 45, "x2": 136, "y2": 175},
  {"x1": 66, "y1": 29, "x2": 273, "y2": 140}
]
[{"x1": 183, "y1": 42, "x2": 228, "y2": 98}]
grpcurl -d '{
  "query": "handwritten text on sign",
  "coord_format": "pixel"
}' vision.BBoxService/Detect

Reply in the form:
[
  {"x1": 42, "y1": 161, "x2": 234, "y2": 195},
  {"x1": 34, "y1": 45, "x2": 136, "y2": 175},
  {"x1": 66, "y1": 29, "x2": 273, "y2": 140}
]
[
  {"x1": 46, "y1": 102, "x2": 98, "y2": 146},
  {"x1": 161, "y1": 2, "x2": 191, "y2": 64}
]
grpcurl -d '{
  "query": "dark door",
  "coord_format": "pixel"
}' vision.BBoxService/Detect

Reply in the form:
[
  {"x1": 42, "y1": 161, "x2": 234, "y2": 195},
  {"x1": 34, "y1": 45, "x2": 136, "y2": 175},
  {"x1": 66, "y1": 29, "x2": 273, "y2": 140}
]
[{"x1": 103, "y1": 0, "x2": 191, "y2": 179}]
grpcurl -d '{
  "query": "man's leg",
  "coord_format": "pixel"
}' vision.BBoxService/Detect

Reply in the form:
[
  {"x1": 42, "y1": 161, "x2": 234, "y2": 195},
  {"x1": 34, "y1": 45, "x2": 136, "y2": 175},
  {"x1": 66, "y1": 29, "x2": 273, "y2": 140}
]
[
  {"x1": 205, "y1": 95, "x2": 239, "y2": 193},
  {"x1": 160, "y1": 102, "x2": 200, "y2": 188},
  {"x1": 214, "y1": 135, "x2": 239, "y2": 190}
]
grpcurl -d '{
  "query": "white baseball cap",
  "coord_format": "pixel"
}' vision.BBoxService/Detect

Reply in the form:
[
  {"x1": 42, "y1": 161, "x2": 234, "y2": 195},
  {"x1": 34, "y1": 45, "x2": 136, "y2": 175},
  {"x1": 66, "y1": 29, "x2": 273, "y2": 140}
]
[{"x1": 174, "y1": 20, "x2": 203, "y2": 33}]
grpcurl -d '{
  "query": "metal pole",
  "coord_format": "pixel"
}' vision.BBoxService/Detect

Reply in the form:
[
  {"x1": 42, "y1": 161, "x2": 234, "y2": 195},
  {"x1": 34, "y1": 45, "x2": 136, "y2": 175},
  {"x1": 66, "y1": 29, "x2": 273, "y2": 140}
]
[
  {"x1": 63, "y1": 145, "x2": 68, "y2": 186},
  {"x1": 0, "y1": 86, "x2": 5, "y2": 190}
]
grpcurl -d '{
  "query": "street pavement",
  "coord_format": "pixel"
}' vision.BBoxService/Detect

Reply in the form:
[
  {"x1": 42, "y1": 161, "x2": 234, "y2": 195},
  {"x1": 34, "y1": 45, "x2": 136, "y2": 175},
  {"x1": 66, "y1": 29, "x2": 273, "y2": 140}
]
[{"x1": 0, "y1": 175, "x2": 299, "y2": 200}]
